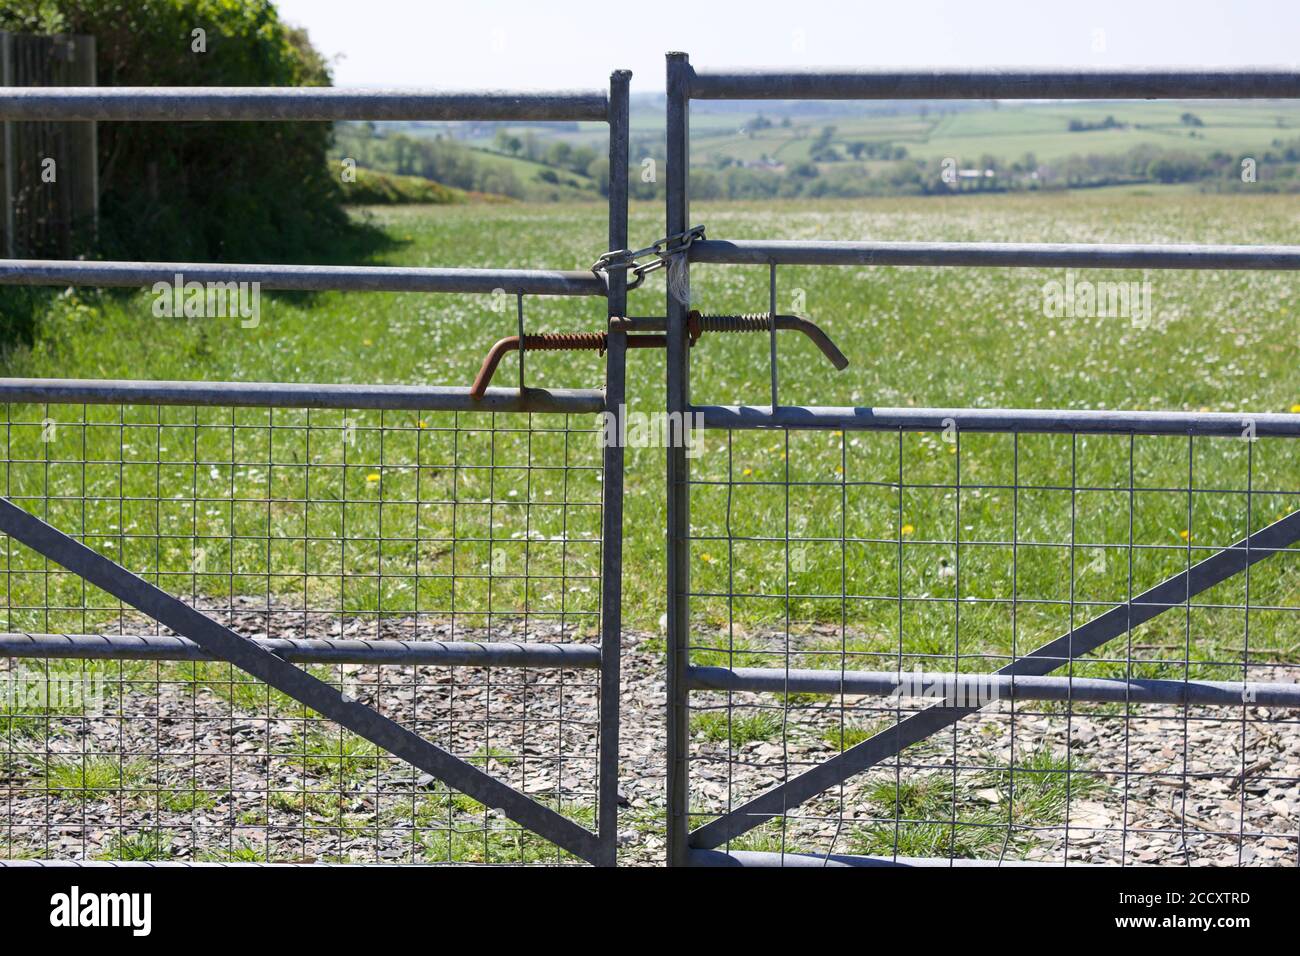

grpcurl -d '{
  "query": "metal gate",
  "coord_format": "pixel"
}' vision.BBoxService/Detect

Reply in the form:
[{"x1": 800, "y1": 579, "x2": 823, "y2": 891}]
[
  {"x1": 0, "y1": 75, "x2": 630, "y2": 865},
  {"x1": 3, "y1": 55, "x2": 1300, "y2": 868},
  {"x1": 662, "y1": 55, "x2": 1300, "y2": 866}
]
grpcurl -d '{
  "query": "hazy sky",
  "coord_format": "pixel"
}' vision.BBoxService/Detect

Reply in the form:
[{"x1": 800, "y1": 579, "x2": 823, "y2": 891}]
[{"x1": 274, "y1": 0, "x2": 1298, "y2": 91}]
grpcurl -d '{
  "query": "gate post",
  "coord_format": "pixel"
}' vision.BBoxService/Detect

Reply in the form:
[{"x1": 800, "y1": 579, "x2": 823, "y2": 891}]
[
  {"x1": 597, "y1": 68, "x2": 631, "y2": 867},
  {"x1": 664, "y1": 51, "x2": 693, "y2": 867}
]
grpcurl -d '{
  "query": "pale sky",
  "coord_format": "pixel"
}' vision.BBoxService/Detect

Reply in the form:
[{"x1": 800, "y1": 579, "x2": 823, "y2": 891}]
[{"x1": 274, "y1": 0, "x2": 1298, "y2": 91}]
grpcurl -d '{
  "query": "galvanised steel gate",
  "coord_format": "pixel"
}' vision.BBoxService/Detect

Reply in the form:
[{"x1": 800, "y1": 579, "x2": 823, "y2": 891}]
[
  {"x1": 662, "y1": 54, "x2": 1300, "y2": 867},
  {"x1": 0, "y1": 76, "x2": 630, "y2": 865},
  {"x1": 3, "y1": 55, "x2": 1300, "y2": 868}
]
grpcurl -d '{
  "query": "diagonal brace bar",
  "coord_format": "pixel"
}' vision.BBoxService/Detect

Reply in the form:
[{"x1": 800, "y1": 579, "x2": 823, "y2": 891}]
[
  {"x1": 689, "y1": 509, "x2": 1300, "y2": 851},
  {"x1": 0, "y1": 497, "x2": 601, "y2": 863}
]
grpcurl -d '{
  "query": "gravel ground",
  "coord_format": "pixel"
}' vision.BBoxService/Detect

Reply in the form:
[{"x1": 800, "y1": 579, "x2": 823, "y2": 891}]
[{"x1": 2, "y1": 603, "x2": 1297, "y2": 866}]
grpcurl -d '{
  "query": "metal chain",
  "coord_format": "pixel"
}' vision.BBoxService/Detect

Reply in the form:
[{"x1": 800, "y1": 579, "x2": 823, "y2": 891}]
[{"x1": 591, "y1": 225, "x2": 705, "y2": 291}]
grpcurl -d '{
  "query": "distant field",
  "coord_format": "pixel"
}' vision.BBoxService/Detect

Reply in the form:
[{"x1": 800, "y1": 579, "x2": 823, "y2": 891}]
[
  {"x1": 435, "y1": 99, "x2": 1300, "y2": 175},
  {"x1": 460, "y1": 145, "x2": 597, "y2": 201},
  {"x1": 332, "y1": 124, "x2": 598, "y2": 202},
  {"x1": 690, "y1": 100, "x2": 1300, "y2": 168},
  {"x1": 3, "y1": 187, "x2": 1299, "y2": 661}
]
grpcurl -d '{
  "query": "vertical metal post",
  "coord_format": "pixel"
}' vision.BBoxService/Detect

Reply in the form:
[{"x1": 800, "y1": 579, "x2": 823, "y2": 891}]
[
  {"x1": 665, "y1": 51, "x2": 693, "y2": 867},
  {"x1": 1, "y1": 31, "x2": 14, "y2": 257},
  {"x1": 597, "y1": 68, "x2": 631, "y2": 867},
  {"x1": 81, "y1": 35, "x2": 98, "y2": 245},
  {"x1": 768, "y1": 262, "x2": 779, "y2": 408}
]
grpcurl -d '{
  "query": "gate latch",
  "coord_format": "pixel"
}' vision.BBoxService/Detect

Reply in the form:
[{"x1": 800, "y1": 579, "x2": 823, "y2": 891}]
[{"x1": 469, "y1": 310, "x2": 847, "y2": 398}]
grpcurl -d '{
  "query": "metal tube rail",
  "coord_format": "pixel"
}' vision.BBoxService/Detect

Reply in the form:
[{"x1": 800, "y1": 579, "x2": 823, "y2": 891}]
[
  {"x1": 664, "y1": 51, "x2": 694, "y2": 870},
  {"x1": 687, "y1": 666, "x2": 1300, "y2": 708},
  {"x1": 597, "y1": 69, "x2": 632, "y2": 868},
  {"x1": 620, "y1": 314, "x2": 850, "y2": 370},
  {"x1": 686, "y1": 67, "x2": 1300, "y2": 101},
  {"x1": 0, "y1": 259, "x2": 606, "y2": 297},
  {"x1": 693, "y1": 404, "x2": 1300, "y2": 437},
  {"x1": 0, "y1": 87, "x2": 609, "y2": 122},
  {"x1": 0, "y1": 378, "x2": 605, "y2": 414},
  {"x1": 691, "y1": 239, "x2": 1300, "y2": 271},
  {"x1": 0, "y1": 632, "x2": 600, "y2": 668}
]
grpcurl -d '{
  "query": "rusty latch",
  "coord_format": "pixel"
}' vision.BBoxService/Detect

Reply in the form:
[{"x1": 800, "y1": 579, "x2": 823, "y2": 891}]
[{"x1": 469, "y1": 310, "x2": 847, "y2": 398}]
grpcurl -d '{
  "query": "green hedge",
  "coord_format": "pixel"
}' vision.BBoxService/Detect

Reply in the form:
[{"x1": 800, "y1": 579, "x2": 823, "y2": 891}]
[{"x1": 0, "y1": 0, "x2": 355, "y2": 263}]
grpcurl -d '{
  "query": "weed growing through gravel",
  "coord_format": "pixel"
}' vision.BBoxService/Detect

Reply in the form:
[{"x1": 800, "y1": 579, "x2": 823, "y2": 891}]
[
  {"x1": 44, "y1": 755, "x2": 153, "y2": 801},
  {"x1": 850, "y1": 746, "x2": 1103, "y2": 859},
  {"x1": 692, "y1": 709, "x2": 784, "y2": 746},
  {"x1": 287, "y1": 726, "x2": 382, "y2": 784},
  {"x1": 822, "y1": 720, "x2": 884, "y2": 750},
  {"x1": 168, "y1": 661, "x2": 307, "y2": 715},
  {"x1": 156, "y1": 787, "x2": 223, "y2": 814},
  {"x1": 97, "y1": 829, "x2": 175, "y2": 862},
  {"x1": 196, "y1": 839, "x2": 294, "y2": 863}
]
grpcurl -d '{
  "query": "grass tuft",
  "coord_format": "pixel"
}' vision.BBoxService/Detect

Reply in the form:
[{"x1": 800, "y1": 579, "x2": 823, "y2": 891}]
[
  {"x1": 692, "y1": 710, "x2": 783, "y2": 747},
  {"x1": 44, "y1": 755, "x2": 153, "y2": 801}
]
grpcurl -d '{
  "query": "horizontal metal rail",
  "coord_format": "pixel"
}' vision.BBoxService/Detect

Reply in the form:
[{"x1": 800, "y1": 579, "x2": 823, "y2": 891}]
[
  {"x1": 688, "y1": 850, "x2": 1095, "y2": 867},
  {"x1": 691, "y1": 239, "x2": 1300, "y2": 271},
  {"x1": 0, "y1": 377, "x2": 603, "y2": 416},
  {"x1": 0, "y1": 378, "x2": 604, "y2": 414},
  {"x1": 0, "y1": 259, "x2": 606, "y2": 297},
  {"x1": 0, "y1": 633, "x2": 600, "y2": 668},
  {"x1": 694, "y1": 404, "x2": 1300, "y2": 436},
  {"x1": 688, "y1": 666, "x2": 1300, "y2": 708},
  {"x1": 0, "y1": 87, "x2": 609, "y2": 122},
  {"x1": 687, "y1": 67, "x2": 1300, "y2": 101}
]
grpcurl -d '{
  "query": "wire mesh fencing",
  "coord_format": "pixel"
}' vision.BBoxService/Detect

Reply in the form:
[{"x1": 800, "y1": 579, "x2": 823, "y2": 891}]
[
  {"x1": 0, "y1": 398, "x2": 606, "y2": 864},
  {"x1": 683, "y1": 426, "x2": 1300, "y2": 866}
]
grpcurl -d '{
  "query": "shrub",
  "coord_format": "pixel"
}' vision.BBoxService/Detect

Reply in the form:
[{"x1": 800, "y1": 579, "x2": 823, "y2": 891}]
[{"x1": 0, "y1": 0, "x2": 355, "y2": 263}]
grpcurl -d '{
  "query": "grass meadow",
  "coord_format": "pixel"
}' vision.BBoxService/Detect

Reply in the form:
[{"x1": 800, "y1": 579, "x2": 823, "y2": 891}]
[
  {"x1": 2, "y1": 188, "x2": 1299, "y2": 679},
  {"x1": 687, "y1": 100, "x2": 1300, "y2": 166}
]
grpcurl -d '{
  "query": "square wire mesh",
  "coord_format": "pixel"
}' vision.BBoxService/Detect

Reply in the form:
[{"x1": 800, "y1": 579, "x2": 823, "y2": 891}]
[
  {"x1": 686, "y1": 426, "x2": 1300, "y2": 865},
  {"x1": 0, "y1": 400, "x2": 604, "y2": 864}
]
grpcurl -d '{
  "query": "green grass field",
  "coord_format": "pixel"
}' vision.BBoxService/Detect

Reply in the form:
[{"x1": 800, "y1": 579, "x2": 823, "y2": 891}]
[
  {"x1": 2, "y1": 188, "x2": 1299, "y2": 677},
  {"x1": 439, "y1": 99, "x2": 1300, "y2": 174},
  {"x1": 695, "y1": 101, "x2": 1300, "y2": 167}
]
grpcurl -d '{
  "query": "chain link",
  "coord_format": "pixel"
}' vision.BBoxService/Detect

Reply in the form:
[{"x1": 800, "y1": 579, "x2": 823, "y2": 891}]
[{"x1": 591, "y1": 225, "x2": 705, "y2": 291}]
